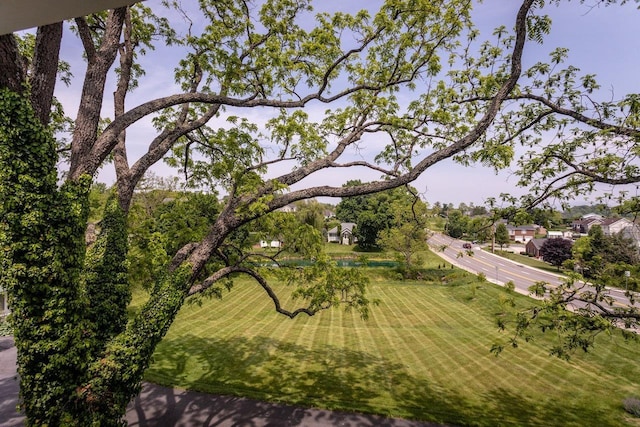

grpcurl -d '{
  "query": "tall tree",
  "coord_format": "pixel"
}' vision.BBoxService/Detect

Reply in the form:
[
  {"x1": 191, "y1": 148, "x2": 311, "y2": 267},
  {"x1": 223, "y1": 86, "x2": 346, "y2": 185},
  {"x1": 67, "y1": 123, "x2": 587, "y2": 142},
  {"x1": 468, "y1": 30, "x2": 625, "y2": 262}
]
[
  {"x1": 335, "y1": 180, "x2": 370, "y2": 223},
  {"x1": 1, "y1": 0, "x2": 639, "y2": 424},
  {"x1": 445, "y1": 210, "x2": 468, "y2": 239},
  {"x1": 377, "y1": 188, "x2": 430, "y2": 278},
  {"x1": 495, "y1": 223, "x2": 510, "y2": 250},
  {"x1": 540, "y1": 238, "x2": 573, "y2": 270}
]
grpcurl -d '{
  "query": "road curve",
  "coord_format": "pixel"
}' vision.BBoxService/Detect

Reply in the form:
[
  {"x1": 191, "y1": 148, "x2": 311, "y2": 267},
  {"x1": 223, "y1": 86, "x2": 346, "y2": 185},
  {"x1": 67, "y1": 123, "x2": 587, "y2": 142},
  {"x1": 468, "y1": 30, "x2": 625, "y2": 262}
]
[{"x1": 427, "y1": 232, "x2": 635, "y2": 309}]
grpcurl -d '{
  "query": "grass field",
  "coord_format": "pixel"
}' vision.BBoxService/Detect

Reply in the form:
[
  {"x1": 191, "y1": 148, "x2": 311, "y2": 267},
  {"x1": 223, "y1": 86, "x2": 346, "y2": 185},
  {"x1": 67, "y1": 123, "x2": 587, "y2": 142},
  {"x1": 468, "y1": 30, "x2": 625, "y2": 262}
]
[
  {"x1": 136, "y1": 257, "x2": 640, "y2": 426},
  {"x1": 490, "y1": 249, "x2": 567, "y2": 275}
]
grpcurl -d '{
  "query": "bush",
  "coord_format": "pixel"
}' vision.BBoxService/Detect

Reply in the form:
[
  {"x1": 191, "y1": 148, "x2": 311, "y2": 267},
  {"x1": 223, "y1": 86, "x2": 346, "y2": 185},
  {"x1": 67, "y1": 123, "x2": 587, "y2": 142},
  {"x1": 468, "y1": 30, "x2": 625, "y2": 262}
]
[
  {"x1": 623, "y1": 397, "x2": 640, "y2": 417},
  {"x1": 0, "y1": 317, "x2": 13, "y2": 337}
]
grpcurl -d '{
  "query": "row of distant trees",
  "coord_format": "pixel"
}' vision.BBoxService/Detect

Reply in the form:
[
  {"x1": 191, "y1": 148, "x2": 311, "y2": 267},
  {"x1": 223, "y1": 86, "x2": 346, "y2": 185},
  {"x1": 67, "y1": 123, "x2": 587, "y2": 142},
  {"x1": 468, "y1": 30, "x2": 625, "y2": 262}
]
[{"x1": 88, "y1": 176, "x2": 432, "y2": 284}]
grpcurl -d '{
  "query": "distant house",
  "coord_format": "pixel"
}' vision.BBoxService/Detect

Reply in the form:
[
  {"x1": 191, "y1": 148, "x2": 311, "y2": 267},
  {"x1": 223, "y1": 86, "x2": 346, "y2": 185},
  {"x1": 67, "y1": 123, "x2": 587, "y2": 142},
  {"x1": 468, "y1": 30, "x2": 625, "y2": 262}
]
[
  {"x1": 536, "y1": 225, "x2": 547, "y2": 237},
  {"x1": 506, "y1": 224, "x2": 537, "y2": 243},
  {"x1": 572, "y1": 216, "x2": 603, "y2": 234},
  {"x1": 622, "y1": 223, "x2": 640, "y2": 249},
  {"x1": 571, "y1": 217, "x2": 603, "y2": 234},
  {"x1": 600, "y1": 217, "x2": 633, "y2": 236},
  {"x1": 260, "y1": 239, "x2": 283, "y2": 248},
  {"x1": 322, "y1": 209, "x2": 335, "y2": 219},
  {"x1": 327, "y1": 222, "x2": 357, "y2": 245},
  {"x1": 547, "y1": 230, "x2": 563, "y2": 239},
  {"x1": 526, "y1": 238, "x2": 547, "y2": 258},
  {"x1": 277, "y1": 204, "x2": 296, "y2": 214}
]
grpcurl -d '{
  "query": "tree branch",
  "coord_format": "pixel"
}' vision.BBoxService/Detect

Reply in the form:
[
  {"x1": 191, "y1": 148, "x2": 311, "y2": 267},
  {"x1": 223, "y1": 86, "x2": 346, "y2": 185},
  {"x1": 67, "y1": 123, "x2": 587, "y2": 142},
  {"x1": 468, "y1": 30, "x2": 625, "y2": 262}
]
[{"x1": 187, "y1": 266, "x2": 318, "y2": 318}]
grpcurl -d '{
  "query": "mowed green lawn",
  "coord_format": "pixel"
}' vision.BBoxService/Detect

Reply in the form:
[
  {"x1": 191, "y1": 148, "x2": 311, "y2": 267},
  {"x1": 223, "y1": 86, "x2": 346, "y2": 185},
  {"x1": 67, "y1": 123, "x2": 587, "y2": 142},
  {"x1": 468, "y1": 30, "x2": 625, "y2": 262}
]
[{"x1": 138, "y1": 268, "x2": 640, "y2": 426}]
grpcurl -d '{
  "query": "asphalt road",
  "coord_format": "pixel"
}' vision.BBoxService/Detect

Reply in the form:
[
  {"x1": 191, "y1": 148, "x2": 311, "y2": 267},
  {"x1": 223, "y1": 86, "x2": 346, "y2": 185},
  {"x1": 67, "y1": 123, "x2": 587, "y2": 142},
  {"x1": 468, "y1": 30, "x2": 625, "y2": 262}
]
[{"x1": 427, "y1": 232, "x2": 635, "y2": 310}]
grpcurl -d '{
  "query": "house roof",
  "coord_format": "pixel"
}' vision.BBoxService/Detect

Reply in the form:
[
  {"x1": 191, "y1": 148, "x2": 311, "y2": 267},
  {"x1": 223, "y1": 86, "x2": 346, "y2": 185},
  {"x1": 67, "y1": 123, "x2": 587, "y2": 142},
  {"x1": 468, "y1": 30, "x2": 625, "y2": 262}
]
[
  {"x1": 328, "y1": 222, "x2": 357, "y2": 234},
  {"x1": 1, "y1": 0, "x2": 142, "y2": 35},
  {"x1": 527, "y1": 238, "x2": 547, "y2": 249},
  {"x1": 581, "y1": 213, "x2": 604, "y2": 220},
  {"x1": 506, "y1": 224, "x2": 537, "y2": 231},
  {"x1": 601, "y1": 217, "x2": 630, "y2": 226},
  {"x1": 573, "y1": 217, "x2": 602, "y2": 227}
]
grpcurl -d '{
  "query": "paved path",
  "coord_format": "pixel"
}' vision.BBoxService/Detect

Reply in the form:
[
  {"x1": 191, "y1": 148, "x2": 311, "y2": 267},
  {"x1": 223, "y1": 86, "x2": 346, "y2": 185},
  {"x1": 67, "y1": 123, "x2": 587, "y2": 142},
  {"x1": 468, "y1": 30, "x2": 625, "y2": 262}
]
[{"x1": 0, "y1": 336, "x2": 444, "y2": 427}]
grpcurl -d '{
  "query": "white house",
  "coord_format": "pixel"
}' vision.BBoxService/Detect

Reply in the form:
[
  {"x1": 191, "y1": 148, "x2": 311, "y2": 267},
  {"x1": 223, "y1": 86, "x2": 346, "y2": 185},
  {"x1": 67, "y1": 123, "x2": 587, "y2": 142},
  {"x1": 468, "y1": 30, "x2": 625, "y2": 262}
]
[
  {"x1": 260, "y1": 240, "x2": 282, "y2": 248},
  {"x1": 547, "y1": 230, "x2": 564, "y2": 239},
  {"x1": 600, "y1": 217, "x2": 634, "y2": 236},
  {"x1": 277, "y1": 205, "x2": 297, "y2": 214},
  {"x1": 327, "y1": 222, "x2": 357, "y2": 245}
]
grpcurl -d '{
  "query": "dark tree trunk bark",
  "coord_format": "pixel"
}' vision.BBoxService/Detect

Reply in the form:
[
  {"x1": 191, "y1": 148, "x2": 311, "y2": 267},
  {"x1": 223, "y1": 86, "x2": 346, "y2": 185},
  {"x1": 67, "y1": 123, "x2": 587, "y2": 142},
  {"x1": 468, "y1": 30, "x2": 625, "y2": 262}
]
[
  {"x1": 0, "y1": 34, "x2": 26, "y2": 93},
  {"x1": 29, "y1": 22, "x2": 63, "y2": 126},
  {"x1": 69, "y1": 8, "x2": 127, "y2": 180}
]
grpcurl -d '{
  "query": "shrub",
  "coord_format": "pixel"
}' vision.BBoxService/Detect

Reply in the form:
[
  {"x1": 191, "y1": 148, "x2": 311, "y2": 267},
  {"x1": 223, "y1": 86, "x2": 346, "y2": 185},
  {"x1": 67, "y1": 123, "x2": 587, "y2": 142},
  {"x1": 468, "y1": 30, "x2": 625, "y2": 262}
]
[
  {"x1": 0, "y1": 317, "x2": 12, "y2": 337},
  {"x1": 623, "y1": 397, "x2": 640, "y2": 417}
]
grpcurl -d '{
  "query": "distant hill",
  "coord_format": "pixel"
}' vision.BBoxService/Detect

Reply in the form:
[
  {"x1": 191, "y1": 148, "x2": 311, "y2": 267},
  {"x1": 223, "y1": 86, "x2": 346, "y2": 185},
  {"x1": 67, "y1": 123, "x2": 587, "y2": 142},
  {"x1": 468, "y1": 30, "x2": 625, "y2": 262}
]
[{"x1": 562, "y1": 204, "x2": 612, "y2": 219}]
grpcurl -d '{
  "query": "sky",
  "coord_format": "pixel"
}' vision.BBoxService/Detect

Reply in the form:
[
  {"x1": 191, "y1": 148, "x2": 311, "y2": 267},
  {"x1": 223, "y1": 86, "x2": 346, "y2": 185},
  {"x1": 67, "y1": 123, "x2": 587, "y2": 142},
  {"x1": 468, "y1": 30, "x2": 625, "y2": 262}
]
[{"x1": 51, "y1": 0, "x2": 640, "y2": 207}]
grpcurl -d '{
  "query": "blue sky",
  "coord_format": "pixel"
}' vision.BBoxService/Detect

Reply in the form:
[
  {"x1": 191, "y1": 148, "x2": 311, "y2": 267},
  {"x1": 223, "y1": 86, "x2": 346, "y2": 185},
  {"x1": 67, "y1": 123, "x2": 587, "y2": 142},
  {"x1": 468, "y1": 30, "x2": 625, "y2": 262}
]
[{"x1": 53, "y1": 0, "x2": 640, "y2": 207}]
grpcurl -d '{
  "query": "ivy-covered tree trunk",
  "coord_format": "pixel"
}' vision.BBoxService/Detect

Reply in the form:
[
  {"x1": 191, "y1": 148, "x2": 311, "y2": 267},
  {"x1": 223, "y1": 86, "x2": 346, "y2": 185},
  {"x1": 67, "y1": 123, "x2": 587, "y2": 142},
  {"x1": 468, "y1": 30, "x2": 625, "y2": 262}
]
[
  {"x1": 0, "y1": 89, "x2": 93, "y2": 424},
  {"x1": 0, "y1": 87, "x2": 201, "y2": 425}
]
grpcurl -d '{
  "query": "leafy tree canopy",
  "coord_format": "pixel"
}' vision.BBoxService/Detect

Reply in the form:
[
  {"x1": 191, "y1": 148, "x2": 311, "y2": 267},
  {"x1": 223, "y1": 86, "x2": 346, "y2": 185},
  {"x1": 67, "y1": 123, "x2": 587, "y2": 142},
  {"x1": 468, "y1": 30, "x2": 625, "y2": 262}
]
[
  {"x1": 495, "y1": 223, "x2": 510, "y2": 249},
  {"x1": 1, "y1": 0, "x2": 640, "y2": 424},
  {"x1": 540, "y1": 238, "x2": 573, "y2": 269}
]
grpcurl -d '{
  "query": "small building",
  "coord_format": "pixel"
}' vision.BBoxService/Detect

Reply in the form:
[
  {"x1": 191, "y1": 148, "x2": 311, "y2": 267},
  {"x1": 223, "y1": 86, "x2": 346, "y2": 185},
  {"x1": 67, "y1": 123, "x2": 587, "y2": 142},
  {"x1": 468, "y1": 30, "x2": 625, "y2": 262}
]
[
  {"x1": 260, "y1": 239, "x2": 283, "y2": 248},
  {"x1": 546, "y1": 230, "x2": 564, "y2": 239},
  {"x1": 277, "y1": 204, "x2": 297, "y2": 214},
  {"x1": 536, "y1": 225, "x2": 548, "y2": 237},
  {"x1": 327, "y1": 222, "x2": 357, "y2": 245},
  {"x1": 526, "y1": 238, "x2": 547, "y2": 258}
]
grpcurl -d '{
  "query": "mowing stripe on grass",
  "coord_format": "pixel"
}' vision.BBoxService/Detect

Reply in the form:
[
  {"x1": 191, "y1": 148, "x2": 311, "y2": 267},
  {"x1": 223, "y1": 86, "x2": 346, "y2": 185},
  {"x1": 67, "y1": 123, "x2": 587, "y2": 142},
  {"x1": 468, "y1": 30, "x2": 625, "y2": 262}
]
[{"x1": 141, "y1": 274, "x2": 640, "y2": 427}]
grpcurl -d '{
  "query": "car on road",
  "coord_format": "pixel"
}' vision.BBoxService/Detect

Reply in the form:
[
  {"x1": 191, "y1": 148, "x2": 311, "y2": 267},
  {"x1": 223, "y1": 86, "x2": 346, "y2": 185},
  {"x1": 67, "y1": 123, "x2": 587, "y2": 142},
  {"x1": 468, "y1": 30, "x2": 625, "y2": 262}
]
[{"x1": 462, "y1": 242, "x2": 472, "y2": 249}]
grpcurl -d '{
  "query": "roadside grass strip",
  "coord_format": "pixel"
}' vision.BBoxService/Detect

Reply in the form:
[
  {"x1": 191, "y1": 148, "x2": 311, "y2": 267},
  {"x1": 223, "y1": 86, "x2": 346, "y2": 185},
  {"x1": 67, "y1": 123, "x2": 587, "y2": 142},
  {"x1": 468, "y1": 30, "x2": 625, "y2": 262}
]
[{"x1": 140, "y1": 271, "x2": 640, "y2": 427}]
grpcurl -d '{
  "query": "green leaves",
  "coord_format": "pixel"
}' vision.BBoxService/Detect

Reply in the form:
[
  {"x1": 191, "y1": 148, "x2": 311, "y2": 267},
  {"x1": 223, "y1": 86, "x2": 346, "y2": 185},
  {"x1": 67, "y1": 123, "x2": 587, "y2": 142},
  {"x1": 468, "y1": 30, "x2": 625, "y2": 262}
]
[
  {"x1": 285, "y1": 253, "x2": 374, "y2": 320},
  {"x1": 0, "y1": 88, "x2": 93, "y2": 425}
]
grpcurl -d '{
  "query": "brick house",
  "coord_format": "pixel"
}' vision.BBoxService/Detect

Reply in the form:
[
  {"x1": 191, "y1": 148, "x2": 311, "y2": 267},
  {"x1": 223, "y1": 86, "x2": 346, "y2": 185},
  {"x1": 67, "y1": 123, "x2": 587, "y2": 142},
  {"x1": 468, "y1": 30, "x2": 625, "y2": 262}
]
[
  {"x1": 507, "y1": 224, "x2": 537, "y2": 243},
  {"x1": 525, "y1": 238, "x2": 547, "y2": 258}
]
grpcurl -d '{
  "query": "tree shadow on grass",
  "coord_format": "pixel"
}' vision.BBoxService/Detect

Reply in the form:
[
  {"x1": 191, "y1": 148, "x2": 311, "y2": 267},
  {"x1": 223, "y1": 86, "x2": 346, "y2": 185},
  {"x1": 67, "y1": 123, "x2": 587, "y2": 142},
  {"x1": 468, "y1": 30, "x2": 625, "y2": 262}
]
[
  {"x1": 132, "y1": 334, "x2": 459, "y2": 426},
  {"x1": 135, "y1": 334, "x2": 630, "y2": 427}
]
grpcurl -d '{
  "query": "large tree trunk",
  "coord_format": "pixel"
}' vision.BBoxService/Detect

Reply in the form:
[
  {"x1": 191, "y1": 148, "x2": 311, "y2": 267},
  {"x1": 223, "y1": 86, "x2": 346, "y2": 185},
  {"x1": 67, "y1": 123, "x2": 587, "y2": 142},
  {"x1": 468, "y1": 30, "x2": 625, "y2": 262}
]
[
  {"x1": 0, "y1": 34, "x2": 26, "y2": 94},
  {"x1": 68, "y1": 8, "x2": 127, "y2": 180},
  {"x1": 29, "y1": 23, "x2": 63, "y2": 125},
  {"x1": 0, "y1": 88, "x2": 93, "y2": 426}
]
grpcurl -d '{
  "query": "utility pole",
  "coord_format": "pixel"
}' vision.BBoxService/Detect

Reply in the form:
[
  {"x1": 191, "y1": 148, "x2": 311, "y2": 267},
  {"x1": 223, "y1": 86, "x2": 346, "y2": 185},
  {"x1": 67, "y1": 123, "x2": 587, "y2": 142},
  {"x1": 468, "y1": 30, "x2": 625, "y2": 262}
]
[{"x1": 491, "y1": 222, "x2": 495, "y2": 253}]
